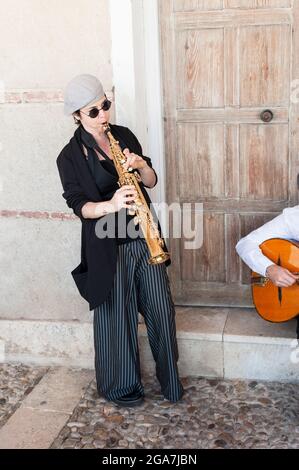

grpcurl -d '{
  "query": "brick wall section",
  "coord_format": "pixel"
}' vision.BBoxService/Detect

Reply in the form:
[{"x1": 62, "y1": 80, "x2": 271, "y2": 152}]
[
  {"x1": 2, "y1": 90, "x2": 63, "y2": 104},
  {"x1": 2, "y1": 89, "x2": 113, "y2": 104},
  {"x1": 0, "y1": 210, "x2": 77, "y2": 221}
]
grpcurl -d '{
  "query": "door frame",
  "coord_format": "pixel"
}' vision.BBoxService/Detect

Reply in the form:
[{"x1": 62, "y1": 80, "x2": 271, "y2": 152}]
[{"x1": 109, "y1": 0, "x2": 167, "y2": 226}]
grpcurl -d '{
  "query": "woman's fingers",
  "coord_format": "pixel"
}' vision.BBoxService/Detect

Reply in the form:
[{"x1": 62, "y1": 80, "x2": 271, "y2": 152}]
[
  {"x1": 122, "y1": 193, "x2": 137, "y2": 208},
  {"x1": 116, "y1": 185, "x2": 137, "y2": 209},
  {"x1": 123, "y1": 149, "x2": 132, "y2": 170},
  {"x1": 111, "y1": 185, "x2": 137, "y2": 212},
  {"x1": 118, "y1": 185, "x2": 136, "y2": 192},
  {"x1": 123, "y1": 152, "x2": 145, "y2": 171},
  {"x1": 124, "y1": 156, "x2": 135, "y2": 170}
]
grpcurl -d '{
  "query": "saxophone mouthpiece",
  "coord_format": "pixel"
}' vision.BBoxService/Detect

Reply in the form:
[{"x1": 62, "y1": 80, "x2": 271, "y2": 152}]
[{"x1": 103, "y1": 122, "x2": 110, "y2": 133}]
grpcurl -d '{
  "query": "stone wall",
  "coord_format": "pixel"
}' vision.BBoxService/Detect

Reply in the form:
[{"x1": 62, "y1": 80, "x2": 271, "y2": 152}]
[{"x1": 0, "y1": 0, "x2": 113, "y2": 321}]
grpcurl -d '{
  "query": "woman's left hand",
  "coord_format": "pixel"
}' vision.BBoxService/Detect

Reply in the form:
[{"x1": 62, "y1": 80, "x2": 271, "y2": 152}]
[{"x1": 123, "y1": 148, "x2": 147, "y2": 171}]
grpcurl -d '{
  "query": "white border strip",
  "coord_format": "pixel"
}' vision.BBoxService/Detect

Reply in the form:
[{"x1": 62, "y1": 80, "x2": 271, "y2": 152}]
[
  {"x1": 109, "y1": 0, "x2": 166, "y2": 217},
  {"x1": 141, "y1": 0, "x2": 167, "y2": 209}
]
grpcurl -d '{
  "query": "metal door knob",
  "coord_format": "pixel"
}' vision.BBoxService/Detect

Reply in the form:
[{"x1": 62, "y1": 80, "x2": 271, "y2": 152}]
[{"x1": 260, "y1": 109, "x2": 274, "y2": 122}]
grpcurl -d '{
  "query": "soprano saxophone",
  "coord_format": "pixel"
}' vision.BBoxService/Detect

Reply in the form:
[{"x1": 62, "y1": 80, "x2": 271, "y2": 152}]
[{"x1": 103, "y1": 122, "x2": 170, "y2": 265}]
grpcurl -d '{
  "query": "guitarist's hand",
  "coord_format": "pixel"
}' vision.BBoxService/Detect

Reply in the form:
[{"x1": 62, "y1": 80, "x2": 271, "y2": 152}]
[{"x1": 266, "y1": 265, "x2": 299, "y2": 287}]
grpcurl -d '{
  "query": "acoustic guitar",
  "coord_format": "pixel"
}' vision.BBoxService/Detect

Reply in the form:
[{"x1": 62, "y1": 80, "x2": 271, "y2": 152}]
[{"x1": 251, "y1": 238, "x2": 299, "y2": 322}]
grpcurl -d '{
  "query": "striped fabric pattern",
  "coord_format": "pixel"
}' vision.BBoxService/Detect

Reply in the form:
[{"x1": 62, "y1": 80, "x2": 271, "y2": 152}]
[{"x1": 93, "y1": 238, "x2": 184, "y2": 402}]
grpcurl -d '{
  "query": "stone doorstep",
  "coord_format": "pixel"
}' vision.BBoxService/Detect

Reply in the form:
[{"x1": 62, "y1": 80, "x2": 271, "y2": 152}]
[
  {"x1": 142, "y1": 306, "x2": 297, "y2": 344},
  {"x1": 138, "y1": 307, "x2": 299, "y2": 382},
  {"x1": 0, "y1": 307, "x2": 298, "y2": 382}
]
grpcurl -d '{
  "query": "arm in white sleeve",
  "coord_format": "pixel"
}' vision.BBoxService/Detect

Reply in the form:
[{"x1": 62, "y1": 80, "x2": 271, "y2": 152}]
[{"x1": 236, "y1": 211, "x2": 294, "y2": 277}]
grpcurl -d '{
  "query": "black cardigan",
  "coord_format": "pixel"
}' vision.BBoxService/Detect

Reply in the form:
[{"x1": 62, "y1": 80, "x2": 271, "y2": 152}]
[{"x1": 56, "y1": 124, "x2": 171, "y2": 311}]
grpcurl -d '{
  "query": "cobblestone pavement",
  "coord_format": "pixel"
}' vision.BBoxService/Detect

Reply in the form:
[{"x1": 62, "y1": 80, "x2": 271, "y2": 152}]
[
  {"x1": 51, "y1": 375, "x2": 299, "y2": 449},
  {"x1": 1, "y1": 363, "x2": 298, "y2": 449},
  {"x1": 0, "y1": 363, "x2": 48, "y2": 428}
]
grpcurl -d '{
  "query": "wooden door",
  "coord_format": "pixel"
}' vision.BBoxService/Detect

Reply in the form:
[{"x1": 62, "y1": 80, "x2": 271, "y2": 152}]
[{"x1": 159, "y1": 0, "x2": 299, "y2": 307}]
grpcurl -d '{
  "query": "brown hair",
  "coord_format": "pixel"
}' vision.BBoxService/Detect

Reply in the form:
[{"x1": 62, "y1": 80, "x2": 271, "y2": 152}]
[{"x1": 73, "y1": 110, "x2": 81, "y2": 126}]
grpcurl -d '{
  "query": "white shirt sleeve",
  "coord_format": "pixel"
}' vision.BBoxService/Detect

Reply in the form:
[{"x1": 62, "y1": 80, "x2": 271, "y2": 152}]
[{"x1": 235, "y1": 209, "x2": 295, "y2": 277}]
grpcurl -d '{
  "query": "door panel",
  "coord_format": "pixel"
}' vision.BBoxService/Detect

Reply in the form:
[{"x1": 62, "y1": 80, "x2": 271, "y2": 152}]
[
  {"x1": 177, "y1": 123, "x2": 225, "y2": 199},
  {"x1": 176, "y1": 29, "x2": 225, "y2": 108},
  {"x1": 239, "y1": 25, "x2": 290, "y2": 106},
  {"x1": 239, "y1": 124, "x2": 289, "y2": 200}
]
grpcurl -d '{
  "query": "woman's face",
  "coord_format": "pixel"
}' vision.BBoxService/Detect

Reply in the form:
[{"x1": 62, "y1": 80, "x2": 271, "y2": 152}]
[{"x1": 76, "y1": 95, "x2": 111, "y2": 133}]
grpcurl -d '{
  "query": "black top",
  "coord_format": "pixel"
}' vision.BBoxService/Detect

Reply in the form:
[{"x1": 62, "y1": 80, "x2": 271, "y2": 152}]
[
  {"x1": 56, "y1": 123, "x2": 170, "y2": 311},
  {"x1": 80, "y1": 125, "x2": 142, "y2": 244}
]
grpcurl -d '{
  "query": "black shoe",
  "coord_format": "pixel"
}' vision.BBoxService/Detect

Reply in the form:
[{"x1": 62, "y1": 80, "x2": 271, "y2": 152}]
[{"x1": 112, "y1": 390, "x2": 144, "y2": 407}]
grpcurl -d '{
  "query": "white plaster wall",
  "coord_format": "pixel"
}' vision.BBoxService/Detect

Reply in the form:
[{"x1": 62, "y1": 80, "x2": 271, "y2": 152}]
[
  {"x1": 0, "y1": 0, "x2": 113, "y2": 320},
  {"x1": 0, "y1": 0, "x2": 112, "y2": 89}
]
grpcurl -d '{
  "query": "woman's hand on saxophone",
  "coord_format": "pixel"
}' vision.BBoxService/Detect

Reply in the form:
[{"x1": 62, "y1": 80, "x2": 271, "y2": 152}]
[
  {"x1": 123, "y1": 149, "x2": 147, "y2": 171},
  {"x1": 110, "y1": 185, "x2": 137, "y2": 212},
  {"x1": 123, "y1": 148, "x2": 156, "y2": 188}
]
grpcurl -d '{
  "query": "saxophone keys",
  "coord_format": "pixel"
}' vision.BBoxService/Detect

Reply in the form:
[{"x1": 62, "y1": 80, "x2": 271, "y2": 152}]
[
  {"x1": 133, "y1": 216, "x2": 141, "y2": 225},
  {"x1": 134, "y1": 171, "x2": 142, "y2": 182},
  {"x1": 128, "y1": 207, "x2": 136, "y2": 216}
]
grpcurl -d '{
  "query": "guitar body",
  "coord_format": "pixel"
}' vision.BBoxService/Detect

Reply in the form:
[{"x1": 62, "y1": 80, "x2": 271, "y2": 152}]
[{"x1": 251, "y1": 238, "x2": 299, "y2": 322}]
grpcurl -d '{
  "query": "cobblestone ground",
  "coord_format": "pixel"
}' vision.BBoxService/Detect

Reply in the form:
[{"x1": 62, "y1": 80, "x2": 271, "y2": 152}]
[
  {"x1": 0, "y1": 364, "x2": 298, "y2": 449},
  {"x1": 0, "y1": 363, "x2": 48, "y2": 427},
  {"x1": 51, "y1": 375, "x2": 299, "y2": 449}
]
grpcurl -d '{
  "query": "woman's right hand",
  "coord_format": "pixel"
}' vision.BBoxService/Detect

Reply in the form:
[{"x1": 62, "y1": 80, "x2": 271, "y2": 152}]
[{"x1": 110, "y1": 185, "x2": 137, "y2": 212}]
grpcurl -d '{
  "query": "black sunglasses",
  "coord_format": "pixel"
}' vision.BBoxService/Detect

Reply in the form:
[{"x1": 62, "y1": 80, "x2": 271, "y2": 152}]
[{"x1": 80, "y1": 98, "x2": 112, "y2": 118}]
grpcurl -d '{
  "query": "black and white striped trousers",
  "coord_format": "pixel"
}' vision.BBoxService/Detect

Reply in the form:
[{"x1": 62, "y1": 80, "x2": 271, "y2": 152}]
[{"x1": 93, "y1": 237, "x2": 184, "y2": 402}]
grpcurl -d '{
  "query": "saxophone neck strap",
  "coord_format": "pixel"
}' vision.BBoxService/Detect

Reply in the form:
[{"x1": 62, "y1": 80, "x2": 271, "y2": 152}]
[{"x1": 94, "y1": 144, "x2": 112, "y2": 164}]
